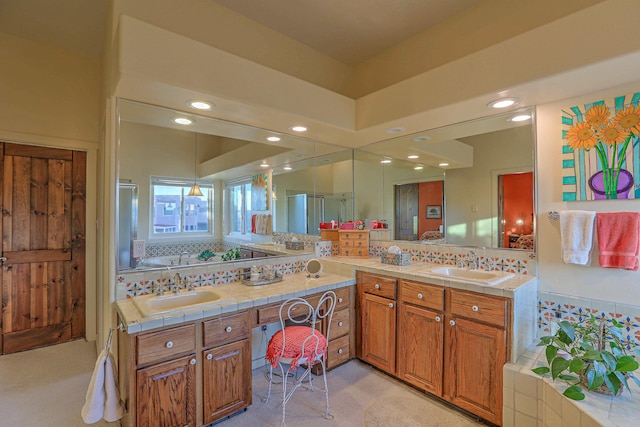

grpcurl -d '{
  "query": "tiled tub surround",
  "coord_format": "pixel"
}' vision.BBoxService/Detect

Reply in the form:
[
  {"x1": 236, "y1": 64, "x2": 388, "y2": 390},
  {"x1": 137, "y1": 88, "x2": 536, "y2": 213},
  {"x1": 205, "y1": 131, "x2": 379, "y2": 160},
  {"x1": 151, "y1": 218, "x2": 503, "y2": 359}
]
[{"x1": 504, "y1": 345, "x2": 640, "y2": 427}]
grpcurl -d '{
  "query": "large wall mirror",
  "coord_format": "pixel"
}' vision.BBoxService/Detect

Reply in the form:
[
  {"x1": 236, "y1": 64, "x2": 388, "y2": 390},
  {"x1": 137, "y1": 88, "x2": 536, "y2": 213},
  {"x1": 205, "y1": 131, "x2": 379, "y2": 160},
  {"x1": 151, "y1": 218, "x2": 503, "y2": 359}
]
[
  {"x1": 357, "y1": 108, "x2": 536, "y2": 250},
  {"x1": 116, "y1": 99, "x2": 352, "y2": 270}
]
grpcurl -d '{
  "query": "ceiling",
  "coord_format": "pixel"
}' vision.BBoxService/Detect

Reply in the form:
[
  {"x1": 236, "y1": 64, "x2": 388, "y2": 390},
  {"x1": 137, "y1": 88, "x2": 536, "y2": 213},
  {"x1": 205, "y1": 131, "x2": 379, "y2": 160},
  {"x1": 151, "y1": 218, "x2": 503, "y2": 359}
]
[{"x1": 0, "y1": 0, "x2": 482, "y2": 64}]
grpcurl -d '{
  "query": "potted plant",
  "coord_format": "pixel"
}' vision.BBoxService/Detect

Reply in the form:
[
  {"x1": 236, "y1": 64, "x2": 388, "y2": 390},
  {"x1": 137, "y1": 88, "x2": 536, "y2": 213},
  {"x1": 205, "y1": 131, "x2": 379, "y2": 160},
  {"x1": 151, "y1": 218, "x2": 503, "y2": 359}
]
[{"x1": 532, "y1": 314, "x2": 640, "y2": 400}]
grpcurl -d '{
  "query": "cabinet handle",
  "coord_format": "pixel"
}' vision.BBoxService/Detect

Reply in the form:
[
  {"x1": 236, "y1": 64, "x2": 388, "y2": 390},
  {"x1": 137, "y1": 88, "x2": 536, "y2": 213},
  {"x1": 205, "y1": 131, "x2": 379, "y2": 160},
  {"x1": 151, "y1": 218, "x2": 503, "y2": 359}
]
[
  {"x1": 417, "y1": 293, "x2": 423, "y2": 299},
  {"x1": 435, "y1": 316, "x2": 441, "y2": 322},
  {"x1": 389, "y1": 303, "x2": 394, "y2": 308},
  {"x1": 190, "y1": 358, "x2": 196, "y2": 365},
  {"x1": 375, "y1": 284, "x2": 380, "y2": 289},
  {"x1": 338, "y1": 297, "x2": 344, "y2": 303},
  {"x1": 472, "y1": 305, "x2": 479, "y2": 312},
  {"x1": 165, "y1": 341, "x2": 174, "y2": 349},
  {"x1": 338, "y1": 348, "x2": 343, "y2": 354},
  {"x1": 338, "y1": 321, "x2": 344, "y2": 327},
  {"x1": 225, "y1": 326, "x2": 232, "y2": 333},
  {"x1": 449, "y1": 320, "x2": 456, "y2": 326},
  {"x1": 207, "y1": 354, "x2": 213, "y2": 360}
]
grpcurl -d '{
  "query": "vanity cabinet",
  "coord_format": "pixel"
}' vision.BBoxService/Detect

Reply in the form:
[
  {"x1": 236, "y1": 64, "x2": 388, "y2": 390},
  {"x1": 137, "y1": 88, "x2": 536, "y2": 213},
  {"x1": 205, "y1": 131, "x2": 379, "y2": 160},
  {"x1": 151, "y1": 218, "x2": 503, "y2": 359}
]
[
  {"x1": 357, "y1": 272, "x2": 397, "y2": 374},
  {"x1": 358, "y1": 275, "x2": 509, "y2": 426},
  {"x1": 119, "y1": 311, "x2": 252, "y2": 427}
]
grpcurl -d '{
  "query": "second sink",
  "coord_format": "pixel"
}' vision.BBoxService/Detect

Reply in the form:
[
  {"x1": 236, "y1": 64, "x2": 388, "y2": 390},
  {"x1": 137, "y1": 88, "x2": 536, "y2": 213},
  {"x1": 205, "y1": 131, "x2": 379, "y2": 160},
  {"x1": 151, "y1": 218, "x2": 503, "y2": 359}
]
[
  {"x1": 429, "y1": 266, "x2": 514, "y2": 285},
  {"x1": 132, "y1": 287, "x2": 232, "y2": 317}
]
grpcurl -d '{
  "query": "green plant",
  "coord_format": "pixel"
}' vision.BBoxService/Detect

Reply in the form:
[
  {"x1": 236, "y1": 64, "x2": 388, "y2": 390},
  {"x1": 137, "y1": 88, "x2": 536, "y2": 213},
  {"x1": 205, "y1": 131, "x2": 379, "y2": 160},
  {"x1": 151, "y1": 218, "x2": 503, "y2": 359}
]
[
  {"x1": 532, "y1": 314, "x2": 640, "y2": 400},
  {"x1": 221, "y1": 247, "x2": 241, "y2": 262}
]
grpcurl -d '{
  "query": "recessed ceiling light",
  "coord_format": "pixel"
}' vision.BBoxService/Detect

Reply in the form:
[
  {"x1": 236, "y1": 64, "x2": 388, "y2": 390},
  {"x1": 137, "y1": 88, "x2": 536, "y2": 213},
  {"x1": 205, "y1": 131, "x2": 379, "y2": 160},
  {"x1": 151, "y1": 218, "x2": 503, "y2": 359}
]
[
  {"x1": 414, "y1": 166, "x2": 424, "y2": 170},
  {"x1": 413, "y1": 136, "x2": 431, "y2": 142},
  {"x1": 260, "y1": 162, "x2": 269, "y2": 168},
  {"x1": 386, "y1": 127, "x2": 406, "y2": 134},
  {"x1": 188, "y1": 100, "x2": 212, "y2": 110},
  {"x1": 487, "y1": 98, "x2": 518, "y2": 109},
  {"x1": 290, "y1": 126, "x2": 308, "y2": 132},
  {"x1": 509, "y1": 114, "x2": 532, "y2": 122},
  {"x1": 283, "y1": 166, "x2": 292, "y2": 170},
  {"x1": 267, "y1": 136, "x2": 281, "y2": 142},
  {"x1": 380, "y1": 159, "x2": 392, "y2": 164},
  {"x1": 174, "y1": 117, "x2": 193, "y2": 125},
  {"x1": 408, "y1": 155, "x2": 419, "y2": 159},
  {"x1": 439, "y1": 162, "x2": 449, "y2": 167}
]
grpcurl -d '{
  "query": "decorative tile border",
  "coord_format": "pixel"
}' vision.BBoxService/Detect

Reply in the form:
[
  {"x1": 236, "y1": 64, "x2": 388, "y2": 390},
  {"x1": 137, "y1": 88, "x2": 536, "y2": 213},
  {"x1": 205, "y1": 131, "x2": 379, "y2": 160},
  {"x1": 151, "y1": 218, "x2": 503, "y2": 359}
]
[{"x1": 537, "y1": 291, "x2": 640, "y2": 350}]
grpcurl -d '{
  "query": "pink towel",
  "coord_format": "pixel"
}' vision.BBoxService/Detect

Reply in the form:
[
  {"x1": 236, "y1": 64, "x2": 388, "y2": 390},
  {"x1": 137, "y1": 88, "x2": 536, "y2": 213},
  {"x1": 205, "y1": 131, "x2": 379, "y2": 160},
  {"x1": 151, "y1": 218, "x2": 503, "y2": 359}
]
[{"x1": 596, "y1": 212, "x2": 640, "y2": 271}]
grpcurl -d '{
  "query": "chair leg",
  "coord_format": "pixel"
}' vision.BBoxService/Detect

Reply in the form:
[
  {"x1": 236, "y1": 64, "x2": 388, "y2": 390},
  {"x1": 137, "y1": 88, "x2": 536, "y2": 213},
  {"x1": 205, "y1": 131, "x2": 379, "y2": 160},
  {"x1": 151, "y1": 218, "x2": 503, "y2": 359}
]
[
  {"x1": 320, "y1": 359, "x2": 334, "y2": 420},
  {"x1": 262, "y1": 365, "x2": 274, "y2": 404},
  {"x1": 280, "y1": 364, "x2": 288, "y2": 427}
]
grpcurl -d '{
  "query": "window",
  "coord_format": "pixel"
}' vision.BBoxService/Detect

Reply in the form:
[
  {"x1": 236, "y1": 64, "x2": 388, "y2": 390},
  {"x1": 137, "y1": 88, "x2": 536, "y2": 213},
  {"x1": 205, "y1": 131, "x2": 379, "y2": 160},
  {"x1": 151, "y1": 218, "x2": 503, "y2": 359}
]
[
  {"x1": 226, "y1": 179, "x2": 252, "y2": 235},
  {"x1": 151, "y1": 177, "x2": 212, "y2": 236}
]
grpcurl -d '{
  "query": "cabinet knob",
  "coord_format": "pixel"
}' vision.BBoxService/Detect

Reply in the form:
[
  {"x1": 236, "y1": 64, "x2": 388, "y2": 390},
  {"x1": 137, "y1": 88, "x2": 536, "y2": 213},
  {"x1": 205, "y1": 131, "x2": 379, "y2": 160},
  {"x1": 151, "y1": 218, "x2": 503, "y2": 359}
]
[
  {"x1": 338, "y1": 348, "x2": 343, "y2": 354},
  {"x1": 190, "y1": 358, "x2": 196, "y2": 365},
  {"x1": 207, "y1": 354, "x2": 213, "y2": 360},
  {"x1": 165, "y1": 341, "x2": 174, "y2": 349},
  {"x1": 389, "y1": 303, "x2": 394, "y2": 308},
  {"x1": 417, "y1": 293, "x2": 423, "y2": 299},
  {"x1": 225, "y1": 326, "x2": 232, "y2": 333},
  {"x1": 338, "y1": 297, "x2": 344, "y2": 303},
  {"x1": 338, "y1": 321, "x2": 344, "y2": 327},
  {"x1": 472, "y1": 305, "x2": 479, "y2": 312},
  {"x1": 375, "y1": 284, "x2": 380, "y2": 289},
  {"x1": 435, "y1": 316, "x2": 441, "y2": 322},
  {"x1": 449, "y1": 320, "x2": 456, "y2": 326}
]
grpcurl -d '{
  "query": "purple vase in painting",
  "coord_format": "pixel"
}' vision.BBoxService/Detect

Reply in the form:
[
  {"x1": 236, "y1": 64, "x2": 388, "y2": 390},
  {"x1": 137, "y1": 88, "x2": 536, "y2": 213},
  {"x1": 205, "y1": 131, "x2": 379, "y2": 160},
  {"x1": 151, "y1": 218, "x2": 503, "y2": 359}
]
[{"x1": 588, "y1": 169, "x2": 634, "y2": 200}]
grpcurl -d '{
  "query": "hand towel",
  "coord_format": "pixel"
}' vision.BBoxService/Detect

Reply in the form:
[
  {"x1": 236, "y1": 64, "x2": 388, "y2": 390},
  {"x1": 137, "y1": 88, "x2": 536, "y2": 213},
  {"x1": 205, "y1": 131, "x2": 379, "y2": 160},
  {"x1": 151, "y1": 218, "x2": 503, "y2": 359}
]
[
  {"x1": 559, "y1": 210, "x2": 596, "y2": 265},
  {"x1": 596, "y1": 212, "x2": 640, "y2": 271}
]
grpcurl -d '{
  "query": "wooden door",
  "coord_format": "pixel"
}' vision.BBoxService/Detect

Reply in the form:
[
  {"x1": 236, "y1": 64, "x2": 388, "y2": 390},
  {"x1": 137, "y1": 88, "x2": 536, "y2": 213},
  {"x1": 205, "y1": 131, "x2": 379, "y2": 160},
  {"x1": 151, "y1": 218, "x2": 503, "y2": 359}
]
[
  {"x1": 397, "y1": 304, "x2": 444, "y2": 396},
  {"x1": 136, "y1": 354, "x2": 197, "y2": 427},
  {"x1": 202, "y1": 339, "x2": 251, "y2": 425},
  {"x1": 361, "y1": 292, "x2": 396, "y2": 374},
  {"x1": 0, "y1": 143, "x2": 86, "y2": 354},
  {"x1": 394, "y1": 183, "x2": 418, "y2": 241},
  {"x1": 446, "y1": 316, "x2": 505, "y2": 425}
]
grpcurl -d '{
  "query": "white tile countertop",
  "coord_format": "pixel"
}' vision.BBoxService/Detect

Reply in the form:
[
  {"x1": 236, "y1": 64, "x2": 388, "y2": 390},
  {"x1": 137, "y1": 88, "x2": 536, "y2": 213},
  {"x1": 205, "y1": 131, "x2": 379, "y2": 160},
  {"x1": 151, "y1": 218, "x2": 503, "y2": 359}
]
[{"x1": 115, "y1": 271, "x2": 355, "y2": 334}]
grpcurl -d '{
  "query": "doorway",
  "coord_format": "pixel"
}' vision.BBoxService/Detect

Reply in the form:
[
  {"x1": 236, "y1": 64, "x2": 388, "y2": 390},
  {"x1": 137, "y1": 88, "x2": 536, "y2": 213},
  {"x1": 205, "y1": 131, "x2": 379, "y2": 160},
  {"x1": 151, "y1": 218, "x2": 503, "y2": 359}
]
[
  {"x1": 0, "y1": 143, "x2": 86, "y2": 354},
  {"x1": 498, "y1": 172, "x2": 534, "y2": 248}
]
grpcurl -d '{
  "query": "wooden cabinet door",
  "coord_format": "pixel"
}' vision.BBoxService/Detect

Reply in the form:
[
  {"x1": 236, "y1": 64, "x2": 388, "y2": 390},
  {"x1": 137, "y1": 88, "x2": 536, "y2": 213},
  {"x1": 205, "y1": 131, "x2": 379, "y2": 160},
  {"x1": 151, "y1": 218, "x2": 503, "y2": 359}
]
[
  {"x1": 203, "y1": 339, "x2": 251, "y2": 425},
  {"x1": 446, "y1": 316, "x2": 505, "y2": 425},
  {"x1": 1, "y1": 143, "x2": 86, "y2": 354},
  {"x1": 136, "y1": 354, "x2": 197, "y2": 427},
  {"x1": 397, "y1": 303, "x2": 444, "y2": 396},
  {"x1": 361, "y1": 292, "x2": 396, "y2": 374}
]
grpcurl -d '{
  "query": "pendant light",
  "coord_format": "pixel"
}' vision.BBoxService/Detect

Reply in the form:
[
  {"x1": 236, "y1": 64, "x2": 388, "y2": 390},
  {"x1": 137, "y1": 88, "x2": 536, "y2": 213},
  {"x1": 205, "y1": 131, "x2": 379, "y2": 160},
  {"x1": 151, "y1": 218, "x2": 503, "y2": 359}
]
[{"x1": 188, "y1": 133, "x2": 203, "y2": 197}]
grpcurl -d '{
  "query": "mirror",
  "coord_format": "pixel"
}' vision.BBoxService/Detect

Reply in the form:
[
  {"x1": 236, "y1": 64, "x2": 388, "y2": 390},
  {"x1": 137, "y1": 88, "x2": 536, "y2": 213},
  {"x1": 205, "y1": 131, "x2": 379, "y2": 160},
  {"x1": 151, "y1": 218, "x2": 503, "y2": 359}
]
[
  {"x1": 357, "y1": 108, "x2": 535, "y2": 250},
  {"x1": 305, "y1": 259, "x2": 323, "y2": 277},
  {"x1": 116, "y1": 99, "x2": 351, "y2": 270}
]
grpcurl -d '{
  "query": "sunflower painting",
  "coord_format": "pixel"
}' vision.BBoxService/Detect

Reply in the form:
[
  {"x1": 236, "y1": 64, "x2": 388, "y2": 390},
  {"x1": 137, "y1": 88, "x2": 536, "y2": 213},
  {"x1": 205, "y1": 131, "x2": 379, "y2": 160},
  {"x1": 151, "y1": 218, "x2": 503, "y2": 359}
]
[
  {"x1": 561, "y1": 93, "x2": 640, "y2": 201},
  {"x1": 251, "y1": 173, "x2": 269, "y2": 211}
]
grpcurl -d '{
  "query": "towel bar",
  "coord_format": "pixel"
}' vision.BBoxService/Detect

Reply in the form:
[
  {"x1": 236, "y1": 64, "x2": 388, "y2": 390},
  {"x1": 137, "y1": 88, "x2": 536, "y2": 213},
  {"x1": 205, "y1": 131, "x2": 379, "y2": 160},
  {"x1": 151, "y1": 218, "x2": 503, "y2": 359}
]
[{"x1": 548, "y1": 211, "x2": 559, "y2": 221}]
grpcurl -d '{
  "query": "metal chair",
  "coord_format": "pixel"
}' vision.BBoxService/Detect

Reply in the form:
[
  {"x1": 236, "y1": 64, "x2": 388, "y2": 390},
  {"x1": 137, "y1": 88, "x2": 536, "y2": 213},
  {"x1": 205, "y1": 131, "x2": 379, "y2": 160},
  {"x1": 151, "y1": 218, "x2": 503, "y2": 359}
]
[{"x1": 263, "y1": 290, "x2": 337, "y2": 426}]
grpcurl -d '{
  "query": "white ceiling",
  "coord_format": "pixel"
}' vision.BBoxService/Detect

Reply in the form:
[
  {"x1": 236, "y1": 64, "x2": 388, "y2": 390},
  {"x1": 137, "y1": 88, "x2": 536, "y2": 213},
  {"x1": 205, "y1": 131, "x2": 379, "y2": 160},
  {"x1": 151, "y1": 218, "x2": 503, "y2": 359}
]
[
  {"x1": 0, "y1": 0, "x2": 482, "y2": 63},
  {"x1": 210, "y1": 0, "x2": 483, "y2": 65}
]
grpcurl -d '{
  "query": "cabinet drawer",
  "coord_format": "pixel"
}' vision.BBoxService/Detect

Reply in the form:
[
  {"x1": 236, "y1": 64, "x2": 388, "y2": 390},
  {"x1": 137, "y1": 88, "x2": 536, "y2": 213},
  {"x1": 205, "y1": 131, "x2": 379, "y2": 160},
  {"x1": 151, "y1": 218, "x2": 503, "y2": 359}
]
[
  {"x1": 327, "y1": 334, "x2": 350, "y2": 369},
  {"x1": 334, "y1": 287, "x2": 350, "y2": 311},
  {"x1": 203, "y1": 310, "x2": 251, "y2": 348},
  {"x1": 360, "y1": 273, "x2": 396, "y2": 299},
  {"x1": 339, "y1": 231, "x2": 369, "y2": 241},
  {"x1": 136, "y1": 324, "x2": 196, "y2": 366},
  {"x1": 450, "y1": 290, "x2": 508, "y2": 328},
  {"x1": 341, "y1": 239, "x2": 367, "y2": 248},
  {"x1": 256, "y1": 294, "x2": 321, "y2": 325},
  {"x1": 329, "y1": 308, "x2": 350, "y2": 339},
  {"x1": 340, "y1": 247, "x2": 368, "y2": 257},
  {"x1": 399, "y1": 280, "x2": 444, "y2": 311}
]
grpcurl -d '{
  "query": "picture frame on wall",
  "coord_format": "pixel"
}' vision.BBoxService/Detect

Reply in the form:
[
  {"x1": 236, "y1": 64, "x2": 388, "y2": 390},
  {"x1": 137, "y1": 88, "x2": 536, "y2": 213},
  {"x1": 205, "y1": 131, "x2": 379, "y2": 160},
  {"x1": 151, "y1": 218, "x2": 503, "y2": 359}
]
[{"x1": 426, "y1": 205, "x2": 441, "y2": 219}]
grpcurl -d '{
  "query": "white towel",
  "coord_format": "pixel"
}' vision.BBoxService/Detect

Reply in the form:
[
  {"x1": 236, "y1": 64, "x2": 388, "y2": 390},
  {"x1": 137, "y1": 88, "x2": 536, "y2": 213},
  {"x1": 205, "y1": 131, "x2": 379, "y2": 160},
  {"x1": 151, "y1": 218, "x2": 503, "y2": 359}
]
[
  {"x1": 559, "y1": 210, "x2": 596, "y2": 265},
  {"x1": 81, "y1": 333, "x2": 123, "y2": 424}
]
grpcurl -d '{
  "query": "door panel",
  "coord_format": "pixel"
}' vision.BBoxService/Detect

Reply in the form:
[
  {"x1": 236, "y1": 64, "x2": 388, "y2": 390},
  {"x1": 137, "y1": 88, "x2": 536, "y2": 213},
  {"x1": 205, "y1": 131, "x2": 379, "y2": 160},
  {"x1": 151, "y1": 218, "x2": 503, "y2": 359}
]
[
  {"x1": 1, "y1": 143, "x2": 86, "y2": 354},
  {"x1": 395, "y1": 183, "x2": 419, "y2": 241}
]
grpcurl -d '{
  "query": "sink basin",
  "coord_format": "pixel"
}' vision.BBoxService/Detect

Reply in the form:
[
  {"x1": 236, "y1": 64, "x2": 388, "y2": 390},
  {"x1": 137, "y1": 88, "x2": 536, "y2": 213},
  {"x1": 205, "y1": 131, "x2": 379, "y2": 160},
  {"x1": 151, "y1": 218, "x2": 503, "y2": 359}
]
[
  {"x1": 132, "y1": 288, "x2": 232, "y2": 317},
  {"x1": 429, "y1": 267, "x2": 514, "y2": 285},
  {"x1": 141, "y1": 255, "x2": 207, "y2": 268}
]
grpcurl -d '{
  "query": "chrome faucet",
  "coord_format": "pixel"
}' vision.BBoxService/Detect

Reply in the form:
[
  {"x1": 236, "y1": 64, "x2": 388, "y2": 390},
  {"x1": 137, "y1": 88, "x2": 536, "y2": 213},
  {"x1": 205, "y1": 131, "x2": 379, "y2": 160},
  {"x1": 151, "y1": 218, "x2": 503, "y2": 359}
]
[
  {"x1": 465, "y1": 250, "x2": 478, "y2": 270},
  {"x1": 172, "y1": 272, "x2": 182, "y2": 294},
  {"x1": 178, "y1": 251, "x2": 190, "y2": 265}
]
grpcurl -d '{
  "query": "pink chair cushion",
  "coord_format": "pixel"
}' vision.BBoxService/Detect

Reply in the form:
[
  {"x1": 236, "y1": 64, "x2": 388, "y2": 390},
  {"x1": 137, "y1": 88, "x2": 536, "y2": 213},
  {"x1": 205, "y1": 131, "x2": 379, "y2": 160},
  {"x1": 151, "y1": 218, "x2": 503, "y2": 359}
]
[{"x1": 265, "y1": 326, "x2": 327, "y2": 371}]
